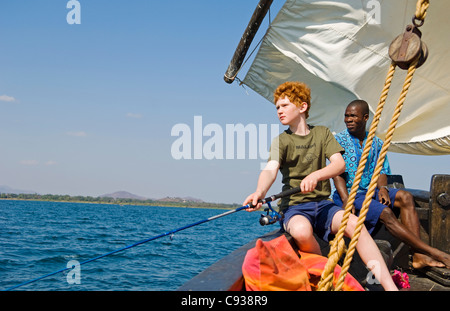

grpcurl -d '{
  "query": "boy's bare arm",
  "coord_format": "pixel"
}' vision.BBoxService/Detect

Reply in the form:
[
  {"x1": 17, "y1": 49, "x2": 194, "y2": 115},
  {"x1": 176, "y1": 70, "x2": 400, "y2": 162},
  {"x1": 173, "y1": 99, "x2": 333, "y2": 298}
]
[
  {"x1": 243, "y1": 160, "x2": 280, "y2": 211},
  {"x1": 301, "y1": 152, "x2": 345, "y2": 193}
]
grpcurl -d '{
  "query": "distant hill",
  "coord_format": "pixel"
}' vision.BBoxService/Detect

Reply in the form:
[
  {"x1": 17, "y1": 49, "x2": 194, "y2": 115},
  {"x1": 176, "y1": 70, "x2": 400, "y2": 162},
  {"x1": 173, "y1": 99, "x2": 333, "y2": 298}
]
[
  {"x1": 2, "y1": 186, "x2": 207, "y2": 205},
  {"x1": 157, "y1": 196, "x2": 204, "y2": 203},
  {"x1": 0, "y1": 185, "x2": 36, "y2": 195},
  {"x1": 1, "y1": 188, "x2": 234, "y2": 209},
  {"x1": 99, "y1": 191, "x2": 148, "y2": 201},
  {"x1": 99, "y1": 191, "x2": 204, "y2": 204}
]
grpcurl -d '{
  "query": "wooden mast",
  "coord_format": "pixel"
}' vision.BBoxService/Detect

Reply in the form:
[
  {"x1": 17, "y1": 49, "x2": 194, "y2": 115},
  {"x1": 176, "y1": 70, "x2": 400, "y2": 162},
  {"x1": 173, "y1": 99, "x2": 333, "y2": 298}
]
[{"x1": 224, "y1": 0, "x2": 273, "y2": 84}]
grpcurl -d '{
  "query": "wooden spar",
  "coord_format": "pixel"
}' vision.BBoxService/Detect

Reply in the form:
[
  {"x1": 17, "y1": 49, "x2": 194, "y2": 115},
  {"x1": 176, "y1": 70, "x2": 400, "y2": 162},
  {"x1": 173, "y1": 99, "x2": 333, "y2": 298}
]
[
  {"x1": 223, "y1": 0, "x2": 273, "y2": 84},
  {"x1": 429, "y1": 174, "x2": 450, "y2": 253}
]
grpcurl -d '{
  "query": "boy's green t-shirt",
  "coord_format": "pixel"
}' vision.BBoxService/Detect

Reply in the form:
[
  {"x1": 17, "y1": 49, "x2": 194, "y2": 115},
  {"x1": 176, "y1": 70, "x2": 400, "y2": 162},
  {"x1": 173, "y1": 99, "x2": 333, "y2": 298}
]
[{"x1": 269, "y1": 125, "x2": 344, "y2": 212}]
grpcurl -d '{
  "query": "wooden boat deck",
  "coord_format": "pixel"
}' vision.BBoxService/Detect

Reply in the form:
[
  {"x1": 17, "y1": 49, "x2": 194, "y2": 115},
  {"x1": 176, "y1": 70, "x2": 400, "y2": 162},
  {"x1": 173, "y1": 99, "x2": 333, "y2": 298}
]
[{"x1": 407, "y1": 270, "x2": 449, "y2": 291}]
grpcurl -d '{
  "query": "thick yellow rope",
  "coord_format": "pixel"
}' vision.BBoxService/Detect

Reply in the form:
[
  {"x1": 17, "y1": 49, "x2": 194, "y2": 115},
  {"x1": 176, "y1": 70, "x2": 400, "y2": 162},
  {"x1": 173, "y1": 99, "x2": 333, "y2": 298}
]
[
  {"x1": 416, "y1": 0, "x2": 429, "y2": 21},
  {"x1": 317, "y1": 0, "x2": 430, "y2": 291},
  {"x1": 317, "y1": 63, "x2": 396, "y2": 291},
  {"x1": 333, "y1": 60, "x2": 419, "y2": 291}
]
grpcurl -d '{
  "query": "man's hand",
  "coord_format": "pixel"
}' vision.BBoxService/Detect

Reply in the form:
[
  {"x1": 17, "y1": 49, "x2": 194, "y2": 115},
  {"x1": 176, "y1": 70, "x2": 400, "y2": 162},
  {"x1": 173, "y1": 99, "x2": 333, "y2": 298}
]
[{"x1": 378, "y1": 187, "x2": 391, "y2": 206}]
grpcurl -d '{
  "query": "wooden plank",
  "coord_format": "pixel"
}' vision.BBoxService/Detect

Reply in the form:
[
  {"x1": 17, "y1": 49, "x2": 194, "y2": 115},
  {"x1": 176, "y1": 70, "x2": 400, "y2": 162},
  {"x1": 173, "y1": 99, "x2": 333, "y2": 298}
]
[
  {"x1": 408, "y1": 271, "x2": 450, "y2": 291},
  {"x1": 387, "y1": 174, "x2": 405, "y2": 188},
  {"x1": 387, "y1": 174, "x2": 430, "y2": 220},
  {"x1": 405, "y1": 188, "x2": 430, "y2": 220},
  {"x1": 429, "y1": 174, "x2": 450, "y2": 253}
]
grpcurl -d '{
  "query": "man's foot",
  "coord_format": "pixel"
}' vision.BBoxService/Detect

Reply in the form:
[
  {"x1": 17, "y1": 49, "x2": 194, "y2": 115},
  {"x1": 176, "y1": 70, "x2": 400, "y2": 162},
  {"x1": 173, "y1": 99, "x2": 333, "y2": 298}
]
[{"x1": 411, "y1": 253, "x2": 446, "y2": 269}]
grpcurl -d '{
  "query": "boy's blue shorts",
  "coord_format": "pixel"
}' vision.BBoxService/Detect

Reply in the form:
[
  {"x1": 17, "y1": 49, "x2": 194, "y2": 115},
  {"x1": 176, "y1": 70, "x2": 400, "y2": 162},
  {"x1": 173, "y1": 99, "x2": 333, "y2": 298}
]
[
  {"x1": 281, "y1": 200, "x2": 342, "y2": 242},
  {"x1": 332, "y1": 188, "x2": 399, "y2": 234}
]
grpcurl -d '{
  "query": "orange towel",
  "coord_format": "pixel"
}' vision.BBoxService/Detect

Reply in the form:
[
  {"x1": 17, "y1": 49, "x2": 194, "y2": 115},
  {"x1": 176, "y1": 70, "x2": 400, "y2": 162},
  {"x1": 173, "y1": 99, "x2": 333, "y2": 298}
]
[{"x1": 242, "y1": 235, "x2": 364, "y2": 291}]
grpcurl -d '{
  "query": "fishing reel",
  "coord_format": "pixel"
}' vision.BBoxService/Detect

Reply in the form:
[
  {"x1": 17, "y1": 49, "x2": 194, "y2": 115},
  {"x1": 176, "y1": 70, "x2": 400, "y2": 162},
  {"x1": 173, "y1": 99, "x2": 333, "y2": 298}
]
[{"x1": 259, "y1": 202, "x2": 282, "y2": 226}]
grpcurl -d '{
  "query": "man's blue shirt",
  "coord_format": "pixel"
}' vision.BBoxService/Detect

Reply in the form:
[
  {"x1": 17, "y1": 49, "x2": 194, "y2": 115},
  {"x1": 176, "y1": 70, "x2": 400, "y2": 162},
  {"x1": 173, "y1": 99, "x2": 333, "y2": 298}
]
[{"x1": 334, "y1": 129, "x2": 391, "y2": 192}]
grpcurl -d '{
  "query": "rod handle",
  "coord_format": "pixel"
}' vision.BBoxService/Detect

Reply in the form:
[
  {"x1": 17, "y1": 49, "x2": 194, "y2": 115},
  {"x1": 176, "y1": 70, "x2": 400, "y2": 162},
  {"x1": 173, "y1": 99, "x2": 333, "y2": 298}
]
[{"x1": 248, "y1": 187, "x2": 301, "y2": 208}]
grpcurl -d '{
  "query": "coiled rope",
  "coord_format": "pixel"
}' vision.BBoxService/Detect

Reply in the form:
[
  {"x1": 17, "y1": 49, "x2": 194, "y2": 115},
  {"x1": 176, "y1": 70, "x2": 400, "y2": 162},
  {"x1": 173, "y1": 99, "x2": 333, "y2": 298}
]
[{"x1": 317, "y1": 0, "x2": 430, "y2": 291}]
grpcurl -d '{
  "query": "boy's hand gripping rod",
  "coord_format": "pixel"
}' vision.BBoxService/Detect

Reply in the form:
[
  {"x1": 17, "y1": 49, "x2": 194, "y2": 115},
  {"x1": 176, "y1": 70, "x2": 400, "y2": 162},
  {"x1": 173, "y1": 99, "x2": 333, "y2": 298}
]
[{"x1": 248, "y1": 187, "x2": 301, "y2": 209}]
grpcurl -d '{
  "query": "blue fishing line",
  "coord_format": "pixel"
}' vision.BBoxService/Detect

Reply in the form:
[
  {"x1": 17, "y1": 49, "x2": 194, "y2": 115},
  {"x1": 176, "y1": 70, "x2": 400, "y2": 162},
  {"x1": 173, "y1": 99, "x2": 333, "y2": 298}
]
[
  {"x1": 4, "y1": 205, "x2": 249, "y2": 291},
  {"x1": 5, "y1": 187, "x2": 300, "y2": 291}
]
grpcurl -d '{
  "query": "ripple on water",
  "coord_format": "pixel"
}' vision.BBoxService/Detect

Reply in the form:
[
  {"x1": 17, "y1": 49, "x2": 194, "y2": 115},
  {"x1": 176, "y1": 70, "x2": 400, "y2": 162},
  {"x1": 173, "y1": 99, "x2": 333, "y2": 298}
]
[{"x1": 1, "y1": 201, "x2": 270, "y2": 290}]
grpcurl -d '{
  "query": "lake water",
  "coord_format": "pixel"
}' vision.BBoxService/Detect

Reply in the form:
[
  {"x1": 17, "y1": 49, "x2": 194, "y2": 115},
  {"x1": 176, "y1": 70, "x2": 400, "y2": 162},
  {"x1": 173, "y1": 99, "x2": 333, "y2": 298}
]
[{"x1": 0, "y1": 200, "x2": 271, "y2": 291}]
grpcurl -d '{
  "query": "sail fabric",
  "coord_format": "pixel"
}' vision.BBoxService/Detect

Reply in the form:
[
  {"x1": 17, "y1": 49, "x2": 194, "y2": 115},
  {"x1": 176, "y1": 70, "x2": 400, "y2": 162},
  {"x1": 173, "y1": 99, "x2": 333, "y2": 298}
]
[
  {"x1": 242, "y1": 0, "x2": 450, "y2": 155},
  {"x1": 242, "y1": 235, "x2": 364, "y2": 291}
]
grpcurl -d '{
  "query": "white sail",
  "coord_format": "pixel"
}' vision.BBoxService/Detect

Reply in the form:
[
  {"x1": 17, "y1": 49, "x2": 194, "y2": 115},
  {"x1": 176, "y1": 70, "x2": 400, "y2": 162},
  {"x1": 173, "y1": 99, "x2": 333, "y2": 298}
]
[{"x1": 242, "y1": 0, "x2": 450, "y2": 155}]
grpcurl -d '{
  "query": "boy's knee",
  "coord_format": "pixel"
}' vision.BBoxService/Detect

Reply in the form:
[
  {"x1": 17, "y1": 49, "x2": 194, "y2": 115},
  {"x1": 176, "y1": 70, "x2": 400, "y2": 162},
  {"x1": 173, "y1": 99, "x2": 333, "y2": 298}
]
[
  {"x1": 288, "y1": 222, "x2": 313, "y2": 242},
  {"x1": 345, "y1": 214, "x2": 359, "y2": 234}
]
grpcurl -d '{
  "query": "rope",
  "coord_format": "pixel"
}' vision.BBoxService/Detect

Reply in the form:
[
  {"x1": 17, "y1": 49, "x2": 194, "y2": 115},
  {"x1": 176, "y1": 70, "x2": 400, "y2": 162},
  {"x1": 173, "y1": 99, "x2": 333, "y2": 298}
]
[
  {"x1": 333, "y1": 60, "x2": 419, "y2": 291},
  {"x1": 318, "y1": 0, "x2": 430, "y2": 290},
  {"x1": 415, "y1": 0, "x2": 429, "y2": 21},
  {"x1": 317, "y1": 63, "x2": 397, "y2": 291}
]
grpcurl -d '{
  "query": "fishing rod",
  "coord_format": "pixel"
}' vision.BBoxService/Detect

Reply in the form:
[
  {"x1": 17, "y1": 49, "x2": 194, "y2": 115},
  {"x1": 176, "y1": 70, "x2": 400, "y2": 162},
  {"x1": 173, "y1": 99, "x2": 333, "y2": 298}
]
[{"x1": 4, "y1": 187, "x2": 300, "y2": 291}]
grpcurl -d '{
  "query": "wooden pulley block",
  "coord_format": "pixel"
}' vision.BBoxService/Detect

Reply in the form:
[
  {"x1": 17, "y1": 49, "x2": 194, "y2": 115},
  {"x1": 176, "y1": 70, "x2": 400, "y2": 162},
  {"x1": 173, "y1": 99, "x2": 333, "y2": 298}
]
[
  {"x1": 389, "y1": 24, "x2": 427, "y2": 70},
  {"x1": 416, "y1": 41, "x2": 428, "y2": 69}
]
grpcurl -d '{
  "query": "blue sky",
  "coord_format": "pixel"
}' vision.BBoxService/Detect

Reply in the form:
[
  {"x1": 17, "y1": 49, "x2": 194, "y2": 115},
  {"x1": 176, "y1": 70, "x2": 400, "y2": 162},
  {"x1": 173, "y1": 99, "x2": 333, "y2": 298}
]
[{"x1": 1, "y1": 1, "x2": 448, "y2": 204}]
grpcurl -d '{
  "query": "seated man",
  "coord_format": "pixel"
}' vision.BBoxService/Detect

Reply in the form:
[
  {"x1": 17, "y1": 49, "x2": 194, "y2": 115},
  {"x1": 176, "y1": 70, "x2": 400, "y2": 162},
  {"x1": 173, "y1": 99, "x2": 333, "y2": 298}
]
[
  {"x1": 245, "y1": 82, "x2": 398, "y2": 291},
  {"x1": 333, "y1": 99, "x2": 450, "y2": 269}
]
